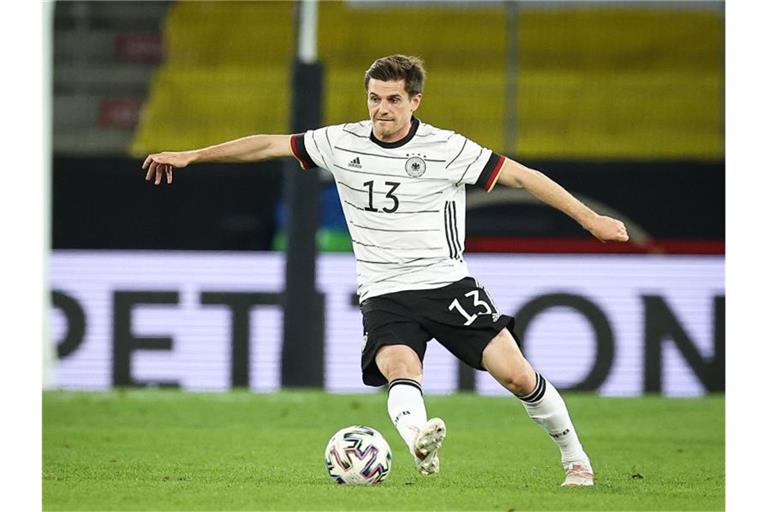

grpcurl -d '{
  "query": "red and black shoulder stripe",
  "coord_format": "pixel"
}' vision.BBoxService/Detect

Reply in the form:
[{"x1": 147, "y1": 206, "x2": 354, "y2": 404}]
[
  {"x1": 289, "y1": 133, "x2": 317, "y2": 170},
  {"x1": 476, "y1": 152, "x2": 506, "y2": 191}
]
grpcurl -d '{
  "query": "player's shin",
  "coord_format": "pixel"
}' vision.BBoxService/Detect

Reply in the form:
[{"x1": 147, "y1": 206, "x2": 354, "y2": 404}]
[
  {"x1": 386, "y1": 378, "x2": 428, "y2": 456},
  {"x1": 516, "y1": 373, "x2": 590, "y2": 466}
]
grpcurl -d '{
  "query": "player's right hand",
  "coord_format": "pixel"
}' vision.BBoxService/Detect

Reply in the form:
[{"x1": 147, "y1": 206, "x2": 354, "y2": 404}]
[{"x1": 142, "y1": 151, "x2": 194, "y2": 185}]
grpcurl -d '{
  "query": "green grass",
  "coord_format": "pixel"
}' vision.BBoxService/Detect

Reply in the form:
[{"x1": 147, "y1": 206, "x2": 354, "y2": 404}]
[{"x1": 43, "y1": 390, "x2": 724, "y2": 511}]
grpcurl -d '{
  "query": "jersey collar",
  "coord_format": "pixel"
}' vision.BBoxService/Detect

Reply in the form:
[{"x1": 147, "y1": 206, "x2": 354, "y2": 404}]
[{"x1": 369, "y1": 117, "x2": 420, "y2": 149}]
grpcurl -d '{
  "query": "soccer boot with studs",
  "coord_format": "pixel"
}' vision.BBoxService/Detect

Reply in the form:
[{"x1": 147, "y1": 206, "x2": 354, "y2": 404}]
[
  {"x1": 561, "y1": 461, "x2": 594, "y2": 487},
  {"x1": 413, "y1": 418, "x2": 446, "y2": 476}
]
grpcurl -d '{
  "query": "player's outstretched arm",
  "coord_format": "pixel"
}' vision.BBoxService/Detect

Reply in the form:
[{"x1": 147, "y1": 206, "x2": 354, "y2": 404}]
[
  {"x1": 142, "y1": 134, "x2": 293, "y2": 185},
  {"x1": 496, "y1": 157, "x2": 629, "y2": 243}
]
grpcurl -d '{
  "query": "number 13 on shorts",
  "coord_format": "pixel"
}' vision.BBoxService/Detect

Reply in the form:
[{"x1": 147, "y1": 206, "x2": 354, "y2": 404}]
[{"x1": 448, "y1": 289, "x2": 496, "y2": 326}]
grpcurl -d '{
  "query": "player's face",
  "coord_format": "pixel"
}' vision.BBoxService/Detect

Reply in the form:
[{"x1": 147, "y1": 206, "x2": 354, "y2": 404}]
[{"x1": 367, "y1": 79, "x2": 422, "y2": 142}]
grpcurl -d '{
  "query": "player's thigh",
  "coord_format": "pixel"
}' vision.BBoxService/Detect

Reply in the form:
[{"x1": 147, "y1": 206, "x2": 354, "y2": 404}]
[
  {"x1": 360, "y1": 297, "x2": 430, "y2": 386},
  {"x1": 425, "y1": 277, "x2": 513, "y2": 371},
  {"x1": 375, "y1": 344, "x2": 423, "y2": 382},
  {"x1": 481, "y1": 328, "x2": 536, "y2": 393}
]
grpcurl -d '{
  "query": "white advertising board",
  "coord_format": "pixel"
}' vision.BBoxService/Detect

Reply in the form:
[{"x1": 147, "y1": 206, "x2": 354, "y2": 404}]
[{"x1": 50, "y1": 251, "x2": 724, "y2": 396}]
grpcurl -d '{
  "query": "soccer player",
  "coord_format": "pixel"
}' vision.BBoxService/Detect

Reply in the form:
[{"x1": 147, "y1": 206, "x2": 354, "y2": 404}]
[{"x1": 142, "y1": 55, "x2": 628, "y2": 487}]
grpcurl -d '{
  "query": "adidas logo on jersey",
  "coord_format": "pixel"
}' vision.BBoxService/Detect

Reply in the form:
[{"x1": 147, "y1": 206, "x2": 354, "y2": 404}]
[{"x1": 348, "y1": 157, "x2": 362, "y2": 168}]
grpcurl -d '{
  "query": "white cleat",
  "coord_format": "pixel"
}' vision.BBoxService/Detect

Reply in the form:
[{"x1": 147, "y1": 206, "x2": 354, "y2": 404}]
[
  {"x1": 561, "y1": 461, "x2": 594, "y2": 487},
  {"x1": 413, "y1": 418, "x2": 446, "y2": 476}
]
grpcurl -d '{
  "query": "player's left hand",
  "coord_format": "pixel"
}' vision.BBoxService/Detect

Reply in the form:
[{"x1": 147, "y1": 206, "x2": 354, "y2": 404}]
[{"x1": 586, "y1": 215, "x2": 629, "y2": 242}]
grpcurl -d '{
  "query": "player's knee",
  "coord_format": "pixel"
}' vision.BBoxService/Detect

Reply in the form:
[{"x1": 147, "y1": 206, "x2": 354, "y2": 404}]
[
  {"x1": 385, "y1": 361, "x2": 422, "y2": 382},
  {"x1": 483, "y1": 330, "x2": 537, "y2": 395},
  {"x1": 497, "y1": 367, "x2": 537, "y2": 396}
]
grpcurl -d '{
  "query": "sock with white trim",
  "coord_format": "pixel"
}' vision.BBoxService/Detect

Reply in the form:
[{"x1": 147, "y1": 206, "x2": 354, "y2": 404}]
[
  {"x1": 387, "y1": 378, "x2": 428, "y2": 457},
  {"x1": 517, "y1": 373, "x2": 590, "y2": 466}
]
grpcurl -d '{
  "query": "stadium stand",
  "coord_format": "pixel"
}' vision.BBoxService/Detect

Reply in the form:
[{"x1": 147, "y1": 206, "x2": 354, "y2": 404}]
[
  {"x1": 515, "y1": 7, "x2": 724, "y2": 159},
  {"x1": 53, "y1": 1, "x2": 171, "y2": 154},
  {"x1": 132, "y1": 2, "x2": 722, "y2": 160},
  {"x1": 131, "y1": 2, "x2": 295, "y2": 155}
]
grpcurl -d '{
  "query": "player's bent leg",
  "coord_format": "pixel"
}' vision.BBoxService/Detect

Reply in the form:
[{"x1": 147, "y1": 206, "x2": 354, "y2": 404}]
[
  {"x1": 375, "y1": 345, "x2": 446, "y2": 476},
  {"x1": 482, "y1": 329, "x2": 593, "y2": 487},
  {"x1": 481, "y1": 328, "x2": 537, "y2": 396}
]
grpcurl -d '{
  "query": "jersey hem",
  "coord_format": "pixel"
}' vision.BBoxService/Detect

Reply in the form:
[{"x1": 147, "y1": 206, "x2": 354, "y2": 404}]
[{"x1": 358, "y1": 268, "x2": 470, "y2": 303}]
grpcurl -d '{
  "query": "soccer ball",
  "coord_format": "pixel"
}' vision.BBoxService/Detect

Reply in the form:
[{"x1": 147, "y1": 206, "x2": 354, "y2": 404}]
[{"x1": 324, "y1": 425, "x2": 392, "y2": 485}]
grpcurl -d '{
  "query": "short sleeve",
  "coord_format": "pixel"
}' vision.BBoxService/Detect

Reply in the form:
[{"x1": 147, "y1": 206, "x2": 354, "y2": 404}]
[
  {"x1": 474, "y1": 152, "x2": 505, "y2": 192},
  {"x1": 290, "y1": 126, "x2": 337, "y2": 172},
  {"x1": 444, "y1": 135, "x2": 506, "y2": 191},
  {"x1": 289, "y1": 133, "x2": 317, "y2": 170}
]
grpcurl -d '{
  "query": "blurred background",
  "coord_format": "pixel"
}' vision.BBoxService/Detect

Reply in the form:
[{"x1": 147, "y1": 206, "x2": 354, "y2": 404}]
[{"x1": 48, "y1": 0, "x2": 724, "y2": 397}]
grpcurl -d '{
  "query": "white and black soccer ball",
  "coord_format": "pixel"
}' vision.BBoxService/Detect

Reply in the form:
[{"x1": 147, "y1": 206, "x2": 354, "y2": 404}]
[{"x1": 324, "y1": 425, "x2": 392, "y2": 485}]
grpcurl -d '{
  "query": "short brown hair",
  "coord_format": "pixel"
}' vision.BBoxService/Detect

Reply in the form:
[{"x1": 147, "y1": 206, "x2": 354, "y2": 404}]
[{"x1": 364, "y1": 55, "x2": 426, "y2": 97}]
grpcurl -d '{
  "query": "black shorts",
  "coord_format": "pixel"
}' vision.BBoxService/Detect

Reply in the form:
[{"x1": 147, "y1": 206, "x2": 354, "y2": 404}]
[{"x1": 360, "y1": 277, "x2": 514, "y2": 387}]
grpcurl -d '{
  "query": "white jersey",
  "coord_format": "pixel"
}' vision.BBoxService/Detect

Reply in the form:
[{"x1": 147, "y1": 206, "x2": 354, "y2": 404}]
[{"x1": 290, "y1": 118, "x2": 505, "y2": 301}]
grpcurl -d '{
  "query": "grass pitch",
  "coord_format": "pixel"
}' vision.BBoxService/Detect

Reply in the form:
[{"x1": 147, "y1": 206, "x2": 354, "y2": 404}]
[{"x1": 43, "y1": 390, "x2": 723, "y2": 511}]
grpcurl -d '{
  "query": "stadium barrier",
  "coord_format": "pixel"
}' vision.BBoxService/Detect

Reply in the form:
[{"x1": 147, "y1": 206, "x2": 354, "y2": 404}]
[
  {"x1": 50, "y1": 251, "x2": 723, "y2": 397},
  {"x1": 52, "y1": 156, "x2": 724, "y2": 253}
]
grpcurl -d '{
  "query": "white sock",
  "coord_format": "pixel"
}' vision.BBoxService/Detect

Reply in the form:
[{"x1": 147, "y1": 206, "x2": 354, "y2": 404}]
[
  {"x1": 387, "y1": 378, "x2": 428, "y2": 457},
  {"x1": 517, "y1": 373, "x2": 590, "y2": 467}
]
